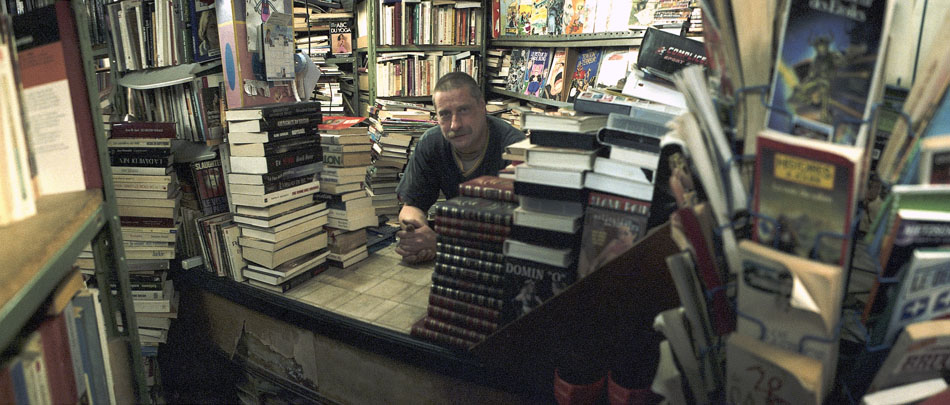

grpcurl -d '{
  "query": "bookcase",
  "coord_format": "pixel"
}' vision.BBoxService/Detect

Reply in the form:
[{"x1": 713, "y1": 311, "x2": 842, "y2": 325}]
[
  {"x1": 0, "y1": 0, "x2": 148, "y2": 401},
  {"x1": 357, "y1": 0, "x2": 488, "y2": 109}
]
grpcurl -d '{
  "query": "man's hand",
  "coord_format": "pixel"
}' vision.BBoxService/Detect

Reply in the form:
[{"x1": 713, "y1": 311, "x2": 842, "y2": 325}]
[{"x1": 396, "y1": 206, "x2": 436, "y2": 264}]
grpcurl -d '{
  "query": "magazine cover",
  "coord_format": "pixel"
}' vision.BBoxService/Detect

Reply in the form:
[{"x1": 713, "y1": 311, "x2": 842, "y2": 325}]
[
  {"x1": 329, "y1": 20, "x2": 352, "y2": 56},
  {"x1": 542, "y1": 48, "x2": 568, "y2": 100},
  {"x1": 566, "y1": 47, "x2": 601, "y2": 103},
  {"x1": 523, "y1": 47, "x2": 552, "y2": 97},
  {"x1": 192, "y1": 0, "x2": 221, "y2": 62},
  {"x1": 506, "y1": 48, "x2": 529, "y2": 93},
  {"x1": 766, "y1": 0, "x2": 892, "y2": 144}
]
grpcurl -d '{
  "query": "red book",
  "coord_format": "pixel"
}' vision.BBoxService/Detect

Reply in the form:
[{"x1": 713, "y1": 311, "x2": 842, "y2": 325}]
[
  {"x1": 108, "y1": 122, "x2": 177, "y2": 139},
  {"x1": 37, "y1": 313, "x2": 79, "y2": 404},
  {"x1": 491, "y1": 0, "x2": 500, "y2": 39},
  {"x1": 424, "y1": 315, "x2": 488, "y2": 343},
  {"x1": 410, "y1": 316, "x2": 477, "y2": 350},
  {"x1": 429, "y1": 291, "x2": 502, "y2": 322},
  {"x1": 427, "y1": 305, "x2": 499, "y2": 334},
  {"x1": 458, "y1": 175, "x2": 516, "y2": 202},
  {"x1": 14, "y1": 1, "x2": 102, "y2": 193},
  {"x1": 434, "y1": 216, "x2": 511, "y2": 236}
]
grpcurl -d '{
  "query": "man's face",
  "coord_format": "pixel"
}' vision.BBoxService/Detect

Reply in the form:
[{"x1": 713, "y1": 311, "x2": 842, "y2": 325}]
[{"x1": 433, "y1": 87, "x2": 488, "y2": 154}]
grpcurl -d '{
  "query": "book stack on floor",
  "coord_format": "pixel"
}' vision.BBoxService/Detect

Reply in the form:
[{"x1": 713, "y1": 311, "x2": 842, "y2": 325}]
[
  {"x1": 176, "y1": 151, "x2": 230, "y2": 259},
  {"x1": 411, "y1": 176, "x2": 518, "y2": 350},
  {"x1": 318, "y1": 116, "x2": 375, "y2": 268},
  {"x1": 486, "y1": 48, "x2": 510, "y2": 93},
  {"x1": 223, "y1": 101, "x2": 330, "y2": 293},
  {"x1": 101, "y1": 121, "x2": 182, "y2": 343},
  {"x1": 366, "y1": 99, "x2": 437, "y2": 219}
]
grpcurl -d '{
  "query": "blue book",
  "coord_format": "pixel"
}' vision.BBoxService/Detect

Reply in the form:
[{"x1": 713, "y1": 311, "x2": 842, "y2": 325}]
[
  {"x1": 566, "y1": 47, "x2": 601, "y2": 103},
  {"x1": 522, "y1": 47, "x2": 552, "y2": 98},
  {"x1": 72, "y1": 290, "x2": 112, "y2": 405},
  {"x1": 766, "y1": 0, "x2": 893, "y2": 145}
]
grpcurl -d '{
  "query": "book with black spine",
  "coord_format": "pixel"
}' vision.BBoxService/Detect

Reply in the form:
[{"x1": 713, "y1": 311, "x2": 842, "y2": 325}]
[
  {"x1": 435, "y1": 242, "x2": 505, "y2": 264},
  {"x1": 224, "y1": 100, "x2": 322, "y2": 122},
  {"x1": 527, "y1": 129, "x2": 600, "y2": 150},
  {"x1": 434, "y1": 252, "x2": 505, "y2": 275},
  {"x1": 227, "y1": 112, "x2": 323, "y2": 133},
  {"x1": 431, "y1": 285, "x2": 504, "y2": 310},
  {"x1": 434, "y1": 262, "x2": 506, "y2": 286},
  {"x1": 433, "y1": 216, "x2": 511, "y2": 236},
  {"x1": 228, "y1": 135, "x2": 320, "y2": 157},
  {"x1": 436, "y1": 235, "x2": 504, "y2": 253},
  {"x1": 229, "y1": 147, "x2": 323, "y2": 174},
  {"x1": 432, "y1": 273, "x2": 507, "y2": 299},
  {"x1": 227, "y1": 126, "x2": 321, "y2": 144}
]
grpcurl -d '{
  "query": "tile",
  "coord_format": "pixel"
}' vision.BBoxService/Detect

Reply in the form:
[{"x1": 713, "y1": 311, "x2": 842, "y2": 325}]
[
  {"x1": 322, "y1": 289, "x2": 362, "y2": 310},
  {"x1": 377, "y1": 303, "x2": 428, "y2": 333},
  {"x1": 285, "y1": 278, "x2": 327, "y2": 299},
  {"x1": 389, "y1": 266, "x2": 435, "y2": 286},
  {"x1": 324, "y1": 270, "x2": 385, "y2": 293},
  {"x1": 363, "y1": 278, "x2": 413, "y2": 300},
  {"x1": 363, "y1": 299, "x2": 401, "y2": 322},
  {"x1": 299, "y1": 284, "x2": 353, "y2": 308},
  {"x1": 375, "y1": 245, "x2": 405, "y2": 260},
  {"x1": 335, "y1": 294, "x2": 387, "y2": 319},
  {"x1": 404, "y1": 285, "x2": 432, "y2": 308},
  {"x1": 351, "y1": 254, "x2": 401, "y2": 277},
  {"x1": 391, "y1": 284, "x2": 426, "y2": 303}
]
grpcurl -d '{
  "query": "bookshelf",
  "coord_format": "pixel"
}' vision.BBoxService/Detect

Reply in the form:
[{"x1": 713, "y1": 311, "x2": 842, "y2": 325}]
[
  {"x1": 0, "y1": 0, "x2": 148, "y2": 401},
  {"x1": 294, "y1": 3, "x2": 360, "y2": 115},
  {"x1": 359, "y1": 0, "x2": 488, "y2": 107}
]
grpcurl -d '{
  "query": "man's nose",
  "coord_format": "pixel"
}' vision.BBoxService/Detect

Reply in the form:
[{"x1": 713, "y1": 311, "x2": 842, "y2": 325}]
[{"x1": 450, "y1": 114, "x2": 463, "y2": 130}]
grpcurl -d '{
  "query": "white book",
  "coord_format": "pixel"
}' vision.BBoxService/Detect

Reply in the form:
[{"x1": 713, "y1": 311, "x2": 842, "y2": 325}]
[
  {"x1": 243, "y1": 232, "x2": 328, "y2": 269},
  {"x1": 595, "y1": 156, "x2": 656, "y2": 184},
  {"x1": 607, "y1": 146, "x2": 660, "y2": 170},
  {"x1": 504, "y1": 239, "x2": 574, "y2": 268},
  {"x1": 240, "y1": 228, "x2": 323, "y2": 252},
  {"x1": 240, "y1": 214, "x2": 329, "y2": 243},
  {"x1": 514, "y1": 164, "x2": 585, "y2": 189},
  {"x1": 525, "y1": 146, "x2": 598, "y2": 171},
  {"x1": 584, "y1": 171, "x2": 653, "y2": 202},
  {"x1": 233, "y1": 202, "x2": 327, "y2": 229},
  {"x1": 233, "y1": 194, "x2": 314, "y2": 217},
  {"x1": 512, "y1": 206, "x2": 582, "y2": 233},
  {"x1": 861, "y1": 378, "x2": 948, "y2": 405},
  {"x1": 230, "y1": 180, "x2": 321, "y2": 207}
]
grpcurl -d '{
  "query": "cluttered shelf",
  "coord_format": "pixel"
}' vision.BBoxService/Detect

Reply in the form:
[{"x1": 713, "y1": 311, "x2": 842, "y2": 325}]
[
  {"x1": 0, "y1": 189, "x2": 105, "y2": 350},
  {"x1": 490, "y1": 32, "x2": 645, "y2": 48},
  {"x1": 373, "y1": 45, "x2": 483, "y2": 52},
  {"x1": 489, "y1": 88, "x2": 574, "y2": 108}
]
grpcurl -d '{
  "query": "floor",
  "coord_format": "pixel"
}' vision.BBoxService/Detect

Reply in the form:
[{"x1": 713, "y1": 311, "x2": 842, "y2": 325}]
[{"x1": 282, "y1": 243, "x2": 432, "y2": 334}]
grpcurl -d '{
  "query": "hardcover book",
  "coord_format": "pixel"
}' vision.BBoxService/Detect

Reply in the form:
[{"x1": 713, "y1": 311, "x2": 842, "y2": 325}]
[
  {"x1": 436, "y1": 235, "x2": 504, "y2": 253},
  {"x1": 753, "y1": 129, "x2": 862, "y2": 265},
  {"x1": 766, "y1": 0, "x2": 894, "y2": 144},
  {"x1": 459, "y1": 175, "x2": 516, "y2": 202},
  {"x1": 429, "y1": 292, "x2": 502, "y2": 322},
  {"x1": 427, "y1": 305, "x2": 499, "y2": 334},
  {"x1": 432, "y1": 196, "x2": 517, "y2": 226},
  {"x1": 527, "y1": 129, "x2": 599, "y2": 150},
  {"x1": 577, "y1": 191, "x2": 650, "y2": 277}
]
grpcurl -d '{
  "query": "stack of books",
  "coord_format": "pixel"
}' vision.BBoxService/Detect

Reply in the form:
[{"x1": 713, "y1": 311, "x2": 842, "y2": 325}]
[
  {"x1": 411, "y1": 176, "x2": 517, "y2": 350},
  {"x1": 223, "y1": 101, "x2": 330, "y2": 293},
  {"x1": 485, "y1": 48, "x2": 510, "y2": 91},
  {"x1": 366, "y1": 100, "x2": 436, "y2": 218},
  {"x1": 318, "y1": 116, "x2": 375, "y2": 268},
  {"x1": 105, "y1": 122, "x2": 181, "y2": 288}
]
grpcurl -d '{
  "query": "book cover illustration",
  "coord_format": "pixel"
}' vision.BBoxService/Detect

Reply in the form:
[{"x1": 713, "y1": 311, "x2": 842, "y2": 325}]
[
  {"x1": 192, "y1": 0, "x2": 221, "y2": 62},
  {"x1": 522, "y1": 47, "x2": 551, "y2": 97},
  {"x1": 595, "y1": 47, "x2": 637, "y2": 89},
  {"x1": 505, "y1": 48, "x2": 528, "y2": 93},
  {"x1": 502, "y1": 257, "x2": 577, "y2": 322},
  {"x1": 566, "y1": 47, "x2": 601, "y2": 103},
  {"x1": 766, "y1": 0, "x2": 891, "y2": 144},
  {"x1": 881, "y1": 249, "x2": 950, "y2": 346},
  {"x1": 528, "y1": 0, "x2": 548, "y2": 35},
  {"x1": 261, "y1": 12, "x2": 294, "y2": 80},
  {"x1": 517, "y1": 0, "x2": 533, "y2": 34},
  {"x1": 562, "y1": 0, "x2": 588, "y2": 34},
  {"x1": 503, "y1": 0, "x2": 521, "y2": 35},
  {"x1": 754, "y1": 132, "x2": 859, "y2": 265},
  {"x1": 628, "y1": 0, "x2": 658, "y2": 28},
  {"x1": 546, "y1": 0, "x2": 564, "y2": 35},
  {"x1": 541, "y1": 48, "x2": 567, "y2": 100},
  {"x1": 577, "y1": 205, "x2": 648, "y2": 277},
  {"x1": 329, "y1": 20, "x2": 352, "y2": 56}
]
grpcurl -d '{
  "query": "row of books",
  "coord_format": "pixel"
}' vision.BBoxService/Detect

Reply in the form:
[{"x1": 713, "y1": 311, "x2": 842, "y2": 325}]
[
  {"x1": 497, "y1": 0, "x2": 697, "y2": 37},
  {"x1": 119, "y1": 69, "x2": 226, "y2": 144},
  {"x1": 497, "y1": 46, "x2": 638, "y2": 103},
  {"x1": 374, "y1": 50, "x2": 480, "y2": 98},
  {"x1": 105, "y1": 0, "x2": 218, "y2": 72},
  {"x1": 0, "y1": 270, "x2": 128, "y2": 404},
  {"x1": 378, "y1": 0, "x2": 482, "y2": 46}
]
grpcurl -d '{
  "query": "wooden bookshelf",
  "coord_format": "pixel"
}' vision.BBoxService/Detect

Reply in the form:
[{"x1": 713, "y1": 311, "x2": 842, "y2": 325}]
[
  {"x1": 490, "y1": 31, "x2": 645, "y2": 48},
  {"x1": 0, "y1": 190, "x2": 104, "y2": 350},
  {"x1": 489, "y1": 88, "x2": 573, "y2": 108}
]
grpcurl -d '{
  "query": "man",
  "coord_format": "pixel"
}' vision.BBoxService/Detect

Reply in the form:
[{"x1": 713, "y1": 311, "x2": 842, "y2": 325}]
[{"x1": 394, "y1": 72, "x2": 526, "y2": 263}]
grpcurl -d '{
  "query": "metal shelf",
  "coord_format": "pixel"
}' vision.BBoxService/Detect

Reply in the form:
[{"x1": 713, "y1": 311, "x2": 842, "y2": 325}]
[
  {"x1": 0, "y1": 190, "x2": 105, "y2": 351},
  {"x1": 489, "y1": 31, "x2": 645, "y2": 48},
  {"x1": 489, "y1": 88, "x2": 573, "y2": 108},
  {"x1": 376, "y1": 45, "x2": 482, "y2": 52}
]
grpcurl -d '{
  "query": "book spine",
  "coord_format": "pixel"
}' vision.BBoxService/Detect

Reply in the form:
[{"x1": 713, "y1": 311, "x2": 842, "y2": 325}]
[
  {"x1": 433, "y1": 216, "x2": 511, "y2": 236},
  {"x1": 410, "y1": 319, "x2": 477, "y2": 349},
  {"x1": 258, "y1": 136, "x2": 321, "y2": 156},
  {"x1": 262, "y1": 173, "x2": 319, "y2": 194},
  {"x1": 423, "y1": 316, "x2": 488, "y2": 342},
  {"x1": 459, "y1": 183, "x2": 516, "y2": 202},
  {"x1": 108, "y1": 122, "x2": 177, "y2": 138},
  {"x1": 434, "y1": 203, "x2": 513, "y2": 225},
  {"x1": 265, "y1": 148, "x2": 323, "y2": 173},
  {"x1": 436, "y1": 242, "x2": 505, "y2": 263},
  {"x1": 226, "y1": 101, "x2": 321, "y2": 121},
  {"x1": 433, "y1": 225, "x2": 507, "y2": 243},
  {"x1": 258, "y1": 113, "x2": 323, "y2": 132},
  {"x1": 259, "y1": 162, "x2": 323, "y2": 184},
  {"x1": 435, "y1": 252, "x2": 505, "y2": 274},
  {"x1": 427, "y1": 305, "x2": 499, "y2": 334},
  {"x1": 434, "y1": 262, "x2": 505, "y2": 285},
  {"x1": 109, "y1": 154, "x2": 171, "y2": 167},
  {"x1": 262, "y1": 126, "x2": 321, "y2": 143},
  {"x1": 431, "y1": 285, "x2": 504, "y2": 310},
  {"x1": 432, "y1": 272, "x2": 506, "y2": 299},
  {"x1": 436, "y1": 235, "x2": 504, "y2": 253},
  {"x1": 120, "y1": 216, "x2": 175, "y2": 228}
]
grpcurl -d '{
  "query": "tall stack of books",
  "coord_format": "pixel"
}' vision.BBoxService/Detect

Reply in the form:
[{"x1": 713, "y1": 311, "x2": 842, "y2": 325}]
[
  {"x1": 575, "y1": 113, "x2": 664, "y2": 277},
  {"x1": 411, "y1": 176, "x2": 517, "y2": 350},
  {"x1": 500, "y1": 113, "x2": 603, "y2": 322},
  {"x1": 224, "y1": 101, "x2": 330, "y2": 293},
  {"x1": 366, "y1": 100, "x2": 436, "y2": 219},
  {"x1": 485, "y1": 48, "x2": 510, "y2": 91},
  {"x1": 318, "y1": 116, "x2": 376, "y2": 268}
]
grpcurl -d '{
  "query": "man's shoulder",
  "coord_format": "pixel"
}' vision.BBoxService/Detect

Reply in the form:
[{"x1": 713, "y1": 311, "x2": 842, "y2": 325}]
[{"x1": 487, "y1": 115, "x2": 526, "y2": 145}]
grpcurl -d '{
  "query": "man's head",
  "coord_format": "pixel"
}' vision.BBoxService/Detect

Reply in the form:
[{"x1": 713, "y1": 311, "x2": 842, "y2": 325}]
[{"x1": 432, "y1": 72, "x2": 488, "y2": 154}]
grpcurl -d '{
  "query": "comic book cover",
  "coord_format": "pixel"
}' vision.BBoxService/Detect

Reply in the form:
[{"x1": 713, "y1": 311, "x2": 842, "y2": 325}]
[
  {"x1": 566, "y1": 47, "x2": 601, "y2": 102},
  {"x1": 522, "y1": 47, "x2": 552, "y2": 97},
  {"x1": 766, "y1": 0, "x2": 893, "y2": 144}
]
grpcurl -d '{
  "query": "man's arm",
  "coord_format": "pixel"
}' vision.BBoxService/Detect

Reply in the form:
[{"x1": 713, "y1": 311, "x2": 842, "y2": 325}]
[{"x1": 395, "y1": 204, "x2": 436, "y2": 264}]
